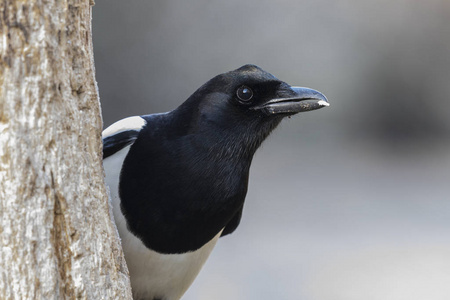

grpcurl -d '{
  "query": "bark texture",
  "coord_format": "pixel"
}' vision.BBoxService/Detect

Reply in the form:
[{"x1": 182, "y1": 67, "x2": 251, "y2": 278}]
[{"x1": 0, "y1": 1, "x2": 132, "y2": 299}]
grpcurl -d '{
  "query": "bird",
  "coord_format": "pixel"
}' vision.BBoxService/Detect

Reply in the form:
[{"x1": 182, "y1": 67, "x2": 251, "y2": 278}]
[{"x1": 102, "y1": 64, "x2": 329, "y2": 300}]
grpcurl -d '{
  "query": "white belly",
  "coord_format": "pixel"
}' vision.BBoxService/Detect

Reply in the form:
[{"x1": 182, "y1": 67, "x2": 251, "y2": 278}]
[{"x1": 103, "y1": 146, "x2": 221, "y2": 300}]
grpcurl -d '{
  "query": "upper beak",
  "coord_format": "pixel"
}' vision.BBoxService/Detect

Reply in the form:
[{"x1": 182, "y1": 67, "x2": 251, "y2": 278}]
[{"x1": 253, "y1": 86, "x2": 329, "y2": 115}]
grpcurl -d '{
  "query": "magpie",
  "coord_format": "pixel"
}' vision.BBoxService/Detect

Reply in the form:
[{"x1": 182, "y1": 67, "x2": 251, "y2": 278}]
[{"x1": 102, "y1": 64, "x2": 329, "y2": 300}]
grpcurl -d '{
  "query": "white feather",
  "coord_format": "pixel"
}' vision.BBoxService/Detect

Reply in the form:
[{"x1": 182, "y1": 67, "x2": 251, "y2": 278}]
[{"x1": 102, "y1": 116, "x2": 146, "y2": 139}]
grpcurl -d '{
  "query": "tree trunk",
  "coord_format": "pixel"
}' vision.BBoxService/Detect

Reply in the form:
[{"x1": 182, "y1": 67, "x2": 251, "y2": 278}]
[{"x1": 0, "y1": 1, "x2": 132, "y2": 299}]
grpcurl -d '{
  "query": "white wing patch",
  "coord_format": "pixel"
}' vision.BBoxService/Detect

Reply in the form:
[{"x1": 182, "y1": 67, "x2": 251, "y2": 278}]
[{"x1": 102, "y1": 116, "x2": 147, "y2": 139}]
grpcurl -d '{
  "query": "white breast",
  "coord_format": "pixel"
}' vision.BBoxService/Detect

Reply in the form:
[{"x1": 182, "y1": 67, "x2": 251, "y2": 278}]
[{"x1": 103, "y1": 145, "x2": 221, "y2": 300}]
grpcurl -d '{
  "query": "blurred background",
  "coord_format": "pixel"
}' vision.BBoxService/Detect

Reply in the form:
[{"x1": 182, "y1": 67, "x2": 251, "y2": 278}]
[{"x1": 93, "y1": 1, "x2": 450, "y2": 299}]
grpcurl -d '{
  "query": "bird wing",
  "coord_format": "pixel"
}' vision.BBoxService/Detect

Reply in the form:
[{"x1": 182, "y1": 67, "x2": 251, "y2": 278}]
[{"x1": 102, "y1": 116, "x2": 147, "y2": 159}]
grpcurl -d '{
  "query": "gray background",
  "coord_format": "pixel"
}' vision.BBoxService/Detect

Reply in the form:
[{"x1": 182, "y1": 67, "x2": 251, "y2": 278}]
[{"x1": 93, "y1": 1, "x2": 450, "y2": 299}]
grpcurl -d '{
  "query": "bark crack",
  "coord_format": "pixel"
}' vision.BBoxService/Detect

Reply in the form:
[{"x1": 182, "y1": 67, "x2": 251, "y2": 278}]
[{"x1": 50, "y1": 171, "x2": 75, "y2": 298}]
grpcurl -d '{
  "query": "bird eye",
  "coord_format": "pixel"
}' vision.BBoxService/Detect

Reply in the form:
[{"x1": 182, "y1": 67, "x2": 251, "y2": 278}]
[{"x1": 236, "y1": 86, "x2": 253, "y2": 102}]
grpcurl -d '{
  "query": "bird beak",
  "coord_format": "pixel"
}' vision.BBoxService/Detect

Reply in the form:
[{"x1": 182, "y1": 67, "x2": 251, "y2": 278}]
[{"x1": 253, "y1": 86, "x2": 329, "y2": 115}]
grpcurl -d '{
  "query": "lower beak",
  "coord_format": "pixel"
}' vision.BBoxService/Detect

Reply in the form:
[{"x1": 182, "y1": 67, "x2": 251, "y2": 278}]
[{"x1": 254, "y1": 87, "x2": 329, "y2": 115}]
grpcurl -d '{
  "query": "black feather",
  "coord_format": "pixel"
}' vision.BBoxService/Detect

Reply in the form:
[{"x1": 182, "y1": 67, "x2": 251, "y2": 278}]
[{"x1": 103, "y1": 129, "x2": 141, "y2": 159}]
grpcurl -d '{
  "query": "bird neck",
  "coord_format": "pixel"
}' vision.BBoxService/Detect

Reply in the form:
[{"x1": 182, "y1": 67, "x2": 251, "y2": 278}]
[{"x1": 170, "y1": 105, "x2": 279, "y2": 162}]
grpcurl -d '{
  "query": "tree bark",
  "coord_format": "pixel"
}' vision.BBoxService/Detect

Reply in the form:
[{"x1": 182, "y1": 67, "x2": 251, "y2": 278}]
[{"x1": 0, "y1": 1, "x2": 132, "y2": 299}]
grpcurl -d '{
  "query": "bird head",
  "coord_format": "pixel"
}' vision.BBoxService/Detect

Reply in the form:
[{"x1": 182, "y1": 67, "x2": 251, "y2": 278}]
[{"x1": 175, "y1": 64, "x2": 329, "y2": 158}]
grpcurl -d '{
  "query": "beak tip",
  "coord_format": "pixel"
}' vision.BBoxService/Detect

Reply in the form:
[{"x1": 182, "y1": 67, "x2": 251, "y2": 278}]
[{"x1": 318, "y1": 100, "x2": 330, "y2": 107}]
